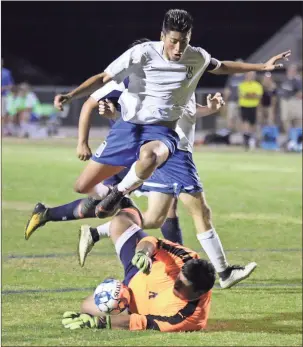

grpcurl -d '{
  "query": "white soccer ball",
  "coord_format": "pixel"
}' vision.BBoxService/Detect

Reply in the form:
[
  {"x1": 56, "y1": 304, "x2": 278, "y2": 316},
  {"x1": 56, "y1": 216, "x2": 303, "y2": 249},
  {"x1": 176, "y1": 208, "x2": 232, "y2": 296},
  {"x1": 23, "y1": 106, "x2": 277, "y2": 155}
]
[{"x1": 94, "y1": 278, "x2": 129, "y2": 315}]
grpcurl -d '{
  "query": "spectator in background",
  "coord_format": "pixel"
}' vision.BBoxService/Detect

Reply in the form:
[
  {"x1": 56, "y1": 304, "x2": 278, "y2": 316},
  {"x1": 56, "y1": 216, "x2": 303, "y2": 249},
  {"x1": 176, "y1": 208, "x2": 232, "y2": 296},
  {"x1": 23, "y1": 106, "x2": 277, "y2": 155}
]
[
  {"x1": 1, "y1": 58, "x2": 15, "y2": 132},
  {"x1": 223, "y1": 59, "x2": 245, "y2": 132},
  {"x1": 258, "y1": 72, "x2": 277, "y2": 127},
  {"x1": 279, "y1": 64, "x2": 302, "y2": 134},
  {"x1": 238, "y1": 71, "x2": 263, "y2": 150},
  {"x1": 17, "y1": 82, "x2": 39, "y2": 137},
  {"x1": 3, "y1": 84, "x2": 21, "y2": 136}
]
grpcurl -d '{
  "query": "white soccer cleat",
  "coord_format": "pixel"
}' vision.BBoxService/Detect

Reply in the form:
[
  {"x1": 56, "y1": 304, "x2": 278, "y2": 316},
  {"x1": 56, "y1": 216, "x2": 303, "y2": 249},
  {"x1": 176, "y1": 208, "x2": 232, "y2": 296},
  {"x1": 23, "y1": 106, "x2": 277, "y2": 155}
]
[
  {"x1": 219, "y1": 262, "x2": 257, "y2": 289},
  {"x1": 78, "y1": 225, "x2": 95, "y2": 267}
]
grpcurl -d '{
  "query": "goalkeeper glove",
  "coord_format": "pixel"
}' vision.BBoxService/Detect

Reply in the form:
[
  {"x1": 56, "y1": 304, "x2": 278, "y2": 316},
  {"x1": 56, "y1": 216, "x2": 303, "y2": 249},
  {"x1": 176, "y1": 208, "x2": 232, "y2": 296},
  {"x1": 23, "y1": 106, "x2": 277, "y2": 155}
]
[
  {"x1": 131, "y1": 251, "x2": 152, "y2": 274},
  {"x1": 62, "y1": 311, "x2": 109, "y2": 330}
]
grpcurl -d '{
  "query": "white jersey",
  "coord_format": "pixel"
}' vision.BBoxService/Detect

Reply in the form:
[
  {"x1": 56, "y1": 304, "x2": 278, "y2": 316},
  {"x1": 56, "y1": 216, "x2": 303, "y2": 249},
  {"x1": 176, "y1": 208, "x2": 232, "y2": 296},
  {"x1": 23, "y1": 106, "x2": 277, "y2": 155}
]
[
  {"x1": 175, "y1": 93, "x2": 197, "y2": 153},
  {"x1": 90, "y1": 80, "x2": 126, "y2": 102},
  {"x1": 105, "y1": 41, "x2": 219, "y2": 124}
]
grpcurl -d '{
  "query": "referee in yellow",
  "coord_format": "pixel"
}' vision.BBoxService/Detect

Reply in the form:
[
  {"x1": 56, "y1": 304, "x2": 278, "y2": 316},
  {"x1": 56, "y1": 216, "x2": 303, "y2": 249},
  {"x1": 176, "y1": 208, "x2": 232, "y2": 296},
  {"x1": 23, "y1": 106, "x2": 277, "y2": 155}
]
[{"x1": 238, "y1": 71, "x2": 263, "y2": 150}]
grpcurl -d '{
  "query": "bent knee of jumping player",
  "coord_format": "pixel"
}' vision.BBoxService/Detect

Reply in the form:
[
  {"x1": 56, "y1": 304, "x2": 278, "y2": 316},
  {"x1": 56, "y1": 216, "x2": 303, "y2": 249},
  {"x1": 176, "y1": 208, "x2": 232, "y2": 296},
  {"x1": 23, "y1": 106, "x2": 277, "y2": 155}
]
[{"x1": 137, "y1": 142, "x2": 169, "y2": 179}]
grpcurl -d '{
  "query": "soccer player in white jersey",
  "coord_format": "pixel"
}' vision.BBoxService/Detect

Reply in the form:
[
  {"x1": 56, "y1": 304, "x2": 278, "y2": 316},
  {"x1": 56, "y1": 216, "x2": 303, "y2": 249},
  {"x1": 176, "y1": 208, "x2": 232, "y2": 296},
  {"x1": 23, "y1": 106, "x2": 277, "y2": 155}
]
[
  {"x1": 53, "y1": 9, "x2": 290, "y2": 220},
  {"x1": 77, "y1": 89, "x2": 256, "y2": 289}
]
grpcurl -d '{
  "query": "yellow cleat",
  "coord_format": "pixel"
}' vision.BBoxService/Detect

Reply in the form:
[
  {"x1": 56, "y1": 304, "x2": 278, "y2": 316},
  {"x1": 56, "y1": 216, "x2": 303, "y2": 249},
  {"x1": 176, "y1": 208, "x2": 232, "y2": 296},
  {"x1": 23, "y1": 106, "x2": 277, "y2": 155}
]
[{"x1": 25, "y1": 203, "x2": 49, "y2": 240}]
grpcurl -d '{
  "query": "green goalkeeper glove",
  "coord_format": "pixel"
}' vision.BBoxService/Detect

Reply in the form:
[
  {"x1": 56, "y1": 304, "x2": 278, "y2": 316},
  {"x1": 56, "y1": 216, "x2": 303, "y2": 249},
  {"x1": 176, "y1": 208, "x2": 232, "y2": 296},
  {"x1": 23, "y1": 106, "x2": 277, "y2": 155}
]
[
  {"x1": 62, "y1": 311, "x2": 107, "y2": 330},
  {"x1": 131, "y1": 251, "x2": 152, "y2": 274}
]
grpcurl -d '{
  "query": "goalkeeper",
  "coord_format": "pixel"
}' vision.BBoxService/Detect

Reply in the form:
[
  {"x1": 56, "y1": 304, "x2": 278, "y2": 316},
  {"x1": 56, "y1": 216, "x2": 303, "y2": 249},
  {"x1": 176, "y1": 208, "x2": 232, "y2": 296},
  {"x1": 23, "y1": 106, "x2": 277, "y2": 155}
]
[{"x1": 62, "y1": 200, "x2": 216, "y2": 332}]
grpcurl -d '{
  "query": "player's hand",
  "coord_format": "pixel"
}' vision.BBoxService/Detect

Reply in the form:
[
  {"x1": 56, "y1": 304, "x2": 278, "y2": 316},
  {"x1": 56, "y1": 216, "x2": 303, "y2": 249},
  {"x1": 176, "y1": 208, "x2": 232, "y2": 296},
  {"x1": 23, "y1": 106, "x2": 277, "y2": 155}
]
[
  {"x1": 132, "y1": 251, "x2": 152, "y2": 274},
  {"x1": 62, "y1": 311, "x2": 105, "y2": 330},
  {"x1": 206, "y1": 93, "x2": 225, "y2": 111},
  {"x1": 98, "y1": 99, "x2": 117, "y2": 119},
  {"x1": 54, "y1": 94, "x2": 71, "y2": 111},
  {"x1": 77, "y1": 142, "x2": 92, "y2": 161},
  {"x1": 263, "y1": 50, "x2": 291, "y2": 71}
]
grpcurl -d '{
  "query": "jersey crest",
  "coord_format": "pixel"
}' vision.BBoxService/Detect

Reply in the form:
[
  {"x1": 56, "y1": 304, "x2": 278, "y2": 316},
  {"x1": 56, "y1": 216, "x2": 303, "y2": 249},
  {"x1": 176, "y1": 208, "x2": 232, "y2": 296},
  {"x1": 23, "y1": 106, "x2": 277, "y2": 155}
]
[{"x1": 186, "y1": 66, "x2": 194, "y2": 79}]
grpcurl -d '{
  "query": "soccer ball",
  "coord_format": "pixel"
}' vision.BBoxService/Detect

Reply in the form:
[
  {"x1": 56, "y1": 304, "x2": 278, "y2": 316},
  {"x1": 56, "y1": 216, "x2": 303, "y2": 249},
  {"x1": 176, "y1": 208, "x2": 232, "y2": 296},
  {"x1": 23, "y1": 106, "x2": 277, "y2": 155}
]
[{"x1": 94, "y1": 278, "x2": 129, "y2": 315}]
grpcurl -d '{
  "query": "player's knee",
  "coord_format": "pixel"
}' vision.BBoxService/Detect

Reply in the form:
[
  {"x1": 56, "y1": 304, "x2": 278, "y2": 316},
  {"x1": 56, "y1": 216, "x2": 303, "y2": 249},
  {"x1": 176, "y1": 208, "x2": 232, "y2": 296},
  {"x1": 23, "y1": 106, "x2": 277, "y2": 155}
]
[{"x1": 139, "y1": 149, "x2": 159, "y2": 168}]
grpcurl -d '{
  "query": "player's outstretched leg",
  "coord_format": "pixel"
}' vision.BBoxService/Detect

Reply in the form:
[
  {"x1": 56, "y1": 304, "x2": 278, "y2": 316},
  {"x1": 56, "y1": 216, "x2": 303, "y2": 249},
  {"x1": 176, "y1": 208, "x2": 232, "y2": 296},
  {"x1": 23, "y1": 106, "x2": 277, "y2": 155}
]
[
  {"x1": 24, "y1": 197, "x2": 100, "y2": 240},
  {"x1": 179, "y1": 191, "x2": 257, "y2": 289}
]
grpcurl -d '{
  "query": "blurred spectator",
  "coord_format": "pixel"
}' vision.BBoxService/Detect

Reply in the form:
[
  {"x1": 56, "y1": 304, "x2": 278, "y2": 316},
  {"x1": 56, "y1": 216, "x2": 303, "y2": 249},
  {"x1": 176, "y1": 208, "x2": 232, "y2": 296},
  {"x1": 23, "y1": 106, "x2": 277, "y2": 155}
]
[
  {"x1": 16, "y1": 82, "x2": 39, "y2": 137},
  {"x1": 223, "y1": 59, "x2": 245, "y2": 132},
  {"x1": 1, "y1": 58, "x2": 15, "y2": 128},
  {"x1": 257, "y1": 72, "x2": 277, "y2": 130},
  {"x1": 238, "y1": 71, "x2": 263, "y2": 150},
  {"x1": 3, "y1": 84, "x2": 21, "y2": 136},
  {"x1": 279, "y1": 64, "x2": 302, "y2": 134}
]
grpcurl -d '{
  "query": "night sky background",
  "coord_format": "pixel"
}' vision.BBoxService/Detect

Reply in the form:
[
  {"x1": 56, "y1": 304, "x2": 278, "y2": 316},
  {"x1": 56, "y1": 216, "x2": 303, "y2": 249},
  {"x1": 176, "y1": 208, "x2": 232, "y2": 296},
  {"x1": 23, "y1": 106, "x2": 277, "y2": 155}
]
[{"x1": 2, "y1": 1, "x2": 303, "y2": 86}]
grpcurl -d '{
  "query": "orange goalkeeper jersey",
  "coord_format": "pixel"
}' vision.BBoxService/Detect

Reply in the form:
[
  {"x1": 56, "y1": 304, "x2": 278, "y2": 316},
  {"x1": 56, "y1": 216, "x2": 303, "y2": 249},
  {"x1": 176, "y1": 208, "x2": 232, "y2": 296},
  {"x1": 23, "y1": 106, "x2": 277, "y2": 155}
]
[{"x1": 127, "y1": 236, "x2": 212, "y2": 332}]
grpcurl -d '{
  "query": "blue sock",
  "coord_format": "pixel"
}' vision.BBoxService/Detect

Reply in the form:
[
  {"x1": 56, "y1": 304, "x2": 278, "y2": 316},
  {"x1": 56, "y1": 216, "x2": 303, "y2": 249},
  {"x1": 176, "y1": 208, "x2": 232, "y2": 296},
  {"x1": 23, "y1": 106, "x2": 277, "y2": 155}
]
[
  {"x1": 47, "y1": 199, "x2": 95, "y2": 221},
  {"x1": 160, "y1": 217, "x2": 183, "y2": 245}
]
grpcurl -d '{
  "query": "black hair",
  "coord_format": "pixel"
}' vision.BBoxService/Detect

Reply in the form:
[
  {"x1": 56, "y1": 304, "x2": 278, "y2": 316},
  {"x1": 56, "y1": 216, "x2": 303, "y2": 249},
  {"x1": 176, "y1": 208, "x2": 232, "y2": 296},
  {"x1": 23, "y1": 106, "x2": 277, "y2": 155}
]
[
  {"x1": 162, "y1": 9, "x2": 193, "y2": 34},
  {"x1": 182, "y1": 259, "x2": 216, "y2": 294},
  {"x1": 129, "y1": 38, "x2": 151, "y2": 49}
]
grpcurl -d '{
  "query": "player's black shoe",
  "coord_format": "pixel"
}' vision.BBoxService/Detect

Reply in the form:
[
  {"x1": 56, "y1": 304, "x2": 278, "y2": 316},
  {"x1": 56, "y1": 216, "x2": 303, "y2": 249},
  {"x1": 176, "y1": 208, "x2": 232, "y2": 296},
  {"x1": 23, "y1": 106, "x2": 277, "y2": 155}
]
[
  {"x1": 25, "y1": 203, "x2": 49, "y2": 240},
  {"x1": 95, "y1": 186, "x2": 124, "y2": 218}
]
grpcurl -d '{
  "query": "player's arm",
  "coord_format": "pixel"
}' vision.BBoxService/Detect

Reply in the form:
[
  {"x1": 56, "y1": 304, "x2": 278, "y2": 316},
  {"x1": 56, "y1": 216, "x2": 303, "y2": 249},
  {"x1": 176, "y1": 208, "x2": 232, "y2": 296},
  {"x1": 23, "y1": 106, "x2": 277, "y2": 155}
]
[
  {"x1": 54, "y1": 45, "x2": 145, "y2": 111},
  {"x1": 195, "y1": 93, "x2": 225, "y2": 118},
  {"x1": 54, "y1": 73, "x2": 112, "y2": 111},
  {"x1": 77, "y1": 81, "x2": 125, "y2": 160},
  {"x1": 131, "y1": 236, "x2": 158, "y2": 274},
  {"x1": 208, "y1": 50, "x2": 291, "y2": 75},
  {"x1": 77, "y1": 96, "x2": 98, "y2": 161}
]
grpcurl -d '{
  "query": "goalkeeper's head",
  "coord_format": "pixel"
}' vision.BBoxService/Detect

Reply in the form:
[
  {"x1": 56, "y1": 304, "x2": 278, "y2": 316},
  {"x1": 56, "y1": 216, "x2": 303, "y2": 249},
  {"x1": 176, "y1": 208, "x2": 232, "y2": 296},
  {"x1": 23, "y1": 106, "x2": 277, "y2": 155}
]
[{"x1": 173, "y1": 259, "x2": 216, "y2": 301}]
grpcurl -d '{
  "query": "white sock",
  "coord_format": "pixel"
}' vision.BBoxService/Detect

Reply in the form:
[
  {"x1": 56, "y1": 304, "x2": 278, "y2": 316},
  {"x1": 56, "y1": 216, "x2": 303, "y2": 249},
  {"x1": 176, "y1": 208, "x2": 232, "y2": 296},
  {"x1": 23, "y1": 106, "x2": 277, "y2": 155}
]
[
  {"x1": 117, "y1": 163, "x2": 144, "y2": 193},
  {"x1": 197, "y1": 229, "x2": 228, "y2": 273},
  {"x1": 93, "y1": 183, "x2": 110, "y2": 200},
  {"x1": 97, "y1": 221, "x2": 111, "y2": 238}
]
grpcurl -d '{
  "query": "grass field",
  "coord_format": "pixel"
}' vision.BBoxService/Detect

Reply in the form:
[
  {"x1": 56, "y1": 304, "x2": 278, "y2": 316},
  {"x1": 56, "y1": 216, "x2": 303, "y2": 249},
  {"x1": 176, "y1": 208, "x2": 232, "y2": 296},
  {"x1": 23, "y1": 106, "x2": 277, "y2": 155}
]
[{"x1": 1, "y1": 138, "x2": 302, "y2": 346}]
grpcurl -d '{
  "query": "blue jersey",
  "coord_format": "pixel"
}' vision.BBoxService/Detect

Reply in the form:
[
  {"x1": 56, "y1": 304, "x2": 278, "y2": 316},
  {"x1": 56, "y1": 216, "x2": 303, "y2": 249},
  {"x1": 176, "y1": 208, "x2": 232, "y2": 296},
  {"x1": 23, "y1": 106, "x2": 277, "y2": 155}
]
[{"x1": 1, "y1": 68, "x2": 14, "y2": 96}]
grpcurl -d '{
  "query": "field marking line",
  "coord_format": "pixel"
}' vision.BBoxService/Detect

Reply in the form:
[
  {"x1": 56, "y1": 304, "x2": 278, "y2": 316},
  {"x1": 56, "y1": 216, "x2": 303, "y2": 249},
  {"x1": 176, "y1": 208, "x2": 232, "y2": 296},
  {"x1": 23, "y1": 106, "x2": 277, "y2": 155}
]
[{"x1": 2, "y1": 283, "x2": 302, "y2": 295}]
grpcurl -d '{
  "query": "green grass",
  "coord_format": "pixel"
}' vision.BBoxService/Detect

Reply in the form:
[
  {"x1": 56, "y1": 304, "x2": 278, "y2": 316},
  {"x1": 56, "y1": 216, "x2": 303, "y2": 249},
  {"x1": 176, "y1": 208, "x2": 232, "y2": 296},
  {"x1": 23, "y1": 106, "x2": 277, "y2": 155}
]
[{"x1": 2, "y1": 138, "x2": 302, "y2": 346}]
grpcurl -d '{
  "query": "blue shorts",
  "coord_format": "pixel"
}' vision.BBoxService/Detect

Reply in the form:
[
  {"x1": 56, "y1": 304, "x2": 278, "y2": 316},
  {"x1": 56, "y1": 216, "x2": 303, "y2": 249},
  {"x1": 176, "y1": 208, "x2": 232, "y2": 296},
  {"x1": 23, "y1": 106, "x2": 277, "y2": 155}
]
[
  {"x1": 140, "y1": 149, "x2": 203, "y2": 197},
  {"x1": 115, "y1": 226, "x2": 148, "y2": 286},
  {"x1": 92, "y1": 118, "x2": 179, "y2": 169},
  {"x1": 103, "y1": 167, "x2": 129, "y2": 186}
]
